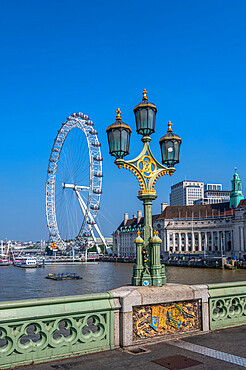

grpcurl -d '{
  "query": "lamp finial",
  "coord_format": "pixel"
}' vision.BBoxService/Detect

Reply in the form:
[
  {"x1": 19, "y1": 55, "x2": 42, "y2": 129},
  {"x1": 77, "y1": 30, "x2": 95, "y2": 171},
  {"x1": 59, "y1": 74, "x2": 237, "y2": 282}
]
[
  {"x1": 143, "y1": 89, "x2": 148, "y2": 100},
  {"x1": 116, "y1": 108, "x2": 121, "y2": 120},
  {"x1": 167, "y1": 121, "x2": 173, "y2": 132}
]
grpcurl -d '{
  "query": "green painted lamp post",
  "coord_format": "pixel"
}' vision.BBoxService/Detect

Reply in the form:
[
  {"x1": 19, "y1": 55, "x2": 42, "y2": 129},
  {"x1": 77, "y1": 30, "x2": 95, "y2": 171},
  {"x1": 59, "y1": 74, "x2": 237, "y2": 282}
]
[{"x1": 106, "y1": 90, "x2": 181, "y2": 286}]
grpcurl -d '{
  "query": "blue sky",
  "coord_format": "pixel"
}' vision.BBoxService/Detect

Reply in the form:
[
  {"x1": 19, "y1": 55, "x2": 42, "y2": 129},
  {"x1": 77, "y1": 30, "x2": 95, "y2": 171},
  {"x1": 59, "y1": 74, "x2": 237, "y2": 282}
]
[{"x1": 1, "y1": 0, "x2": 246, "y2": 241}]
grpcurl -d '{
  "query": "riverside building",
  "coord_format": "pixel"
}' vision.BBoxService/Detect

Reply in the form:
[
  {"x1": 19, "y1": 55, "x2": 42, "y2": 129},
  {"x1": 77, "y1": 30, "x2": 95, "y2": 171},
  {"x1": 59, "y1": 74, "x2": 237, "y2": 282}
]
[
  {"x1": 169, "y1": 180, "x2": 204, "y2": 206},
  {"x1": 113, "y1": 170, "x2": 246, "y2": 259},
  {"x1": 170, "y1": 181, "x2": 230, "y2": 206}
]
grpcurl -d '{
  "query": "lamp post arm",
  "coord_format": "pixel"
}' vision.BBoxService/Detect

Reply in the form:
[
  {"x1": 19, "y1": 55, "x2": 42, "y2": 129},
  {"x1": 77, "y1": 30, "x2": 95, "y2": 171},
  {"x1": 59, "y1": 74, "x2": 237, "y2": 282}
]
[{"x1": 115, "y1": 136, "x2": 176, "y2": 192}]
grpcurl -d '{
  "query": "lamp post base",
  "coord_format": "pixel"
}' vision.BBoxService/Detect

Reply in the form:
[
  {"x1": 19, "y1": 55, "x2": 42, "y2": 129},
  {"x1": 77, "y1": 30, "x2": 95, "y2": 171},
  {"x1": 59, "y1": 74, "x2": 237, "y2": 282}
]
[
  {"x1": 132, "y1": 231, "x2": 167, "y2": 286},
  {"x1": 132, "y1": 265, "x2": 144, "y2": 286}
]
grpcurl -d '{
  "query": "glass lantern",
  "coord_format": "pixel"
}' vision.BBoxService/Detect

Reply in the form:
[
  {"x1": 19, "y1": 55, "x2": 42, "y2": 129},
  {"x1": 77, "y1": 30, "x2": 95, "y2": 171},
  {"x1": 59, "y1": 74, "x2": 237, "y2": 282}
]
[
  {"x1": 133, "y1": 89, "x2": 157, "y2": 136},
  {"x1": 159, "y1": 121, "x2": 181, "y2": 167},
  {"x1": 106, "y1": 108, "x2": 131, "y2": 159}
]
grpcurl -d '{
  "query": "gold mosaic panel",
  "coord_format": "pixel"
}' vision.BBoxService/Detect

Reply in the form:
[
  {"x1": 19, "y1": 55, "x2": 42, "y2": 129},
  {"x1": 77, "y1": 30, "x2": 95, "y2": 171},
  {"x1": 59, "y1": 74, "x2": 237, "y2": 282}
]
[{"x1": 133, "y1": 300, "x2": 201, "y2": 340}]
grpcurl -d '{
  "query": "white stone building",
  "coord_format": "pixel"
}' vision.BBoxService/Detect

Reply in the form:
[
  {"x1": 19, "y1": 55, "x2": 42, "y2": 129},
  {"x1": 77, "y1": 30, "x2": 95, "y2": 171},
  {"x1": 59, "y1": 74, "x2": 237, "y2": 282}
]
[{"x1": 113, "y1": 200, "x2": 246, "y2": 259}]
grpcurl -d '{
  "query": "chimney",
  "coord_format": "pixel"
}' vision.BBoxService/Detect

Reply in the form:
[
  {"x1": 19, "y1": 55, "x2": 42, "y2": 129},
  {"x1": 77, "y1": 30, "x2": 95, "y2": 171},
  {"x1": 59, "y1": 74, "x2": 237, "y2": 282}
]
[
  {"x1": 124, "y1": 213, "x2": 128, "y2": 226},
  {"x1": 161, "y1": 203, "x2": 168, "y2": 212},
  {"x1": 137, "y1": 210, "x2": 142, "y2": 223},
  {"x1": 132, "y1": 214, "x2": 137, "y2": 219}
]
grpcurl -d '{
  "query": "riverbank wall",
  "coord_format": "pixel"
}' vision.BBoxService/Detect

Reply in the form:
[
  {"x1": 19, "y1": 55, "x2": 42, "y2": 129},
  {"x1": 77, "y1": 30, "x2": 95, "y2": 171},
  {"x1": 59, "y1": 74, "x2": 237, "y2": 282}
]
[
  {"x1": 0, "y1": 281, "x2": 246, "y2": 368},
  {"x1": 100, "y1": 256, "x2": 246, "y2": 269}
]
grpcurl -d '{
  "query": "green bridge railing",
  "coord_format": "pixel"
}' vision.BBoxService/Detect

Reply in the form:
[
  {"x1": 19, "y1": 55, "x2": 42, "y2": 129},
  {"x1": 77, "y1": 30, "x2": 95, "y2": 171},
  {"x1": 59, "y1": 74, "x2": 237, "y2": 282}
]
[
  {"x1": 0, "y1": 293, "x2": 115, "y2": 369},
  {"x1": 1, "y1": 282, "x2": 246, "y2": 368},
  {"x1": 208, "y1": 281, "x2": 246, "y2": 330}
]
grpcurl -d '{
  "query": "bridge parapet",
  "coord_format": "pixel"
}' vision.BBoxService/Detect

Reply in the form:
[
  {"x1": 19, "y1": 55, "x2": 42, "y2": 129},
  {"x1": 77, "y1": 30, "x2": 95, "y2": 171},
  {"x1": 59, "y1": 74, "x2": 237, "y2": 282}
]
[
  {"x1": 0, "y1": 293, "x2": 115, "y2": 369},
  {"x1": 1, "y1": 282, "x2": 246, "y2": 368},
  {"x1": 208, "y1": 281, "x2": 246, "y2": 330}
]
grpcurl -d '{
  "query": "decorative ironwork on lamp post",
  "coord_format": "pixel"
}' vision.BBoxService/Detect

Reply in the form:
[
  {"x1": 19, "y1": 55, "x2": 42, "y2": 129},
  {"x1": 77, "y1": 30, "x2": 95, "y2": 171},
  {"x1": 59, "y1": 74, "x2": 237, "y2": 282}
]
[{"x1": 106, "y1": 90, "x2": 181, "y2": 286}]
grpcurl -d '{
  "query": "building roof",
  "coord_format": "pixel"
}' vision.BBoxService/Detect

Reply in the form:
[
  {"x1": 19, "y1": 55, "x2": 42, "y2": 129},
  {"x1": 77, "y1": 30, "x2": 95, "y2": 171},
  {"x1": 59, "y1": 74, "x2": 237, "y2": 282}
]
[
  {"x1": 156, "y1": 202, "x2": 231, "y2": 220},
  {"x1": 237, "y1": 199, "x2": 246, "y2": 208},
  {"x1": 171, "y1": 180, "x2": 203, "y2": 188},
  {"x1": 115, "y1": 202, "x2": 242, "y2": 232}
]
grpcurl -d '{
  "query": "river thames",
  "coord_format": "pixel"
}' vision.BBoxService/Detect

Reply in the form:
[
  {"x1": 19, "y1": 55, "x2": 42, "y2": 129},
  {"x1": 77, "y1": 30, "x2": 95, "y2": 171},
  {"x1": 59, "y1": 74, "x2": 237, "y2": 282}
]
[{"x1": 1, "y1": 263, "x2": 246, "y2": 301}]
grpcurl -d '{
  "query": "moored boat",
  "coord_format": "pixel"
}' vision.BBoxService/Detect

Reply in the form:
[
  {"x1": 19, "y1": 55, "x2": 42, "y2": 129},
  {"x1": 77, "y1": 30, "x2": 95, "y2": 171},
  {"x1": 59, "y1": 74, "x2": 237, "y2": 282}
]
[
  {"x1": 13, "y1": 257, "x2": 38, "y2": 268},
  {"x1": 0, "y1": 259, "x2": 11, "y2": 266},
  {"x1": 46, "y1": 273, "x2": 82, "y2": 280}
]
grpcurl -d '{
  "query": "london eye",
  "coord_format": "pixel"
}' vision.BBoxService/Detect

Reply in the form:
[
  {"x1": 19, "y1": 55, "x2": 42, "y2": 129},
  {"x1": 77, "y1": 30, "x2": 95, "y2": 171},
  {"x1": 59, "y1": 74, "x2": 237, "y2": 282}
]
[{"x1": 45, "y1": 112, "x2": 106, "y2": 250}]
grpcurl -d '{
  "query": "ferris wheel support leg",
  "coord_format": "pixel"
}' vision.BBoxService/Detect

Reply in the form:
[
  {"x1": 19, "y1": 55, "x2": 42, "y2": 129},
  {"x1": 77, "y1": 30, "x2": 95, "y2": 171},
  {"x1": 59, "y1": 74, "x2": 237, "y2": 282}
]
[
  {"x1": 75, "y1": 189, "x2": 107, "y2": 252},
  {"x1": 75, "y1": 190, "x2": 98, "y2": 245},
  {"x1": 93, "y1": 223, "x2": 107, "y2": 253}
]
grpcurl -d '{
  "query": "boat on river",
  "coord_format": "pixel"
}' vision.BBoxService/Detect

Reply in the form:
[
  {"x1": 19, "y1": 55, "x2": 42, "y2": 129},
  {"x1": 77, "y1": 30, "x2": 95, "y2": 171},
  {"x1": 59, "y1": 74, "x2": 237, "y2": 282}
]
[
  {"x1": 46, "y1": 273, "x2": 82, "y2": 280},
  {"x1": 13, "y1": 257, "x2": 38, "y2": 268},
  {"x1": 0, "y1": 259, "x2": 11, "y2": 266}
]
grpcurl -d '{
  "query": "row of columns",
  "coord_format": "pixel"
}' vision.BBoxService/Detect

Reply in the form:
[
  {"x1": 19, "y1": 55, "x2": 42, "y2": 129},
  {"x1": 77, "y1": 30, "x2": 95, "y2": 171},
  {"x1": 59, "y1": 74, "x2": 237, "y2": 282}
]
[{"x1": 165, "y1": 230, "x2": 231, "y2": 254}]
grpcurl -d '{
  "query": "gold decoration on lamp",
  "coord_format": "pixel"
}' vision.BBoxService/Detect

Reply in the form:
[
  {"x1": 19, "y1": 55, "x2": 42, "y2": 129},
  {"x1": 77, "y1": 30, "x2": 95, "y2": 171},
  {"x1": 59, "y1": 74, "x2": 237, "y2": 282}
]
[
  {"x1": 137, "y1": 155, "x2": 157, "y2": 178},
  {"x1": 143, "y1": 88, "x2": 148, "y2": 100},
  {"x1": 116, "y1": 108, "x2": 121, "y2": 120}
]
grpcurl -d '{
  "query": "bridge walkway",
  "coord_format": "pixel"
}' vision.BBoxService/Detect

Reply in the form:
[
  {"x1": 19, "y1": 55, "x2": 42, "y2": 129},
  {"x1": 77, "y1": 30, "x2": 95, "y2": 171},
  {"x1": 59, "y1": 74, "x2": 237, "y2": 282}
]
[{"x1": 25, "y1": 325, "x2": 246, "y2": 369}]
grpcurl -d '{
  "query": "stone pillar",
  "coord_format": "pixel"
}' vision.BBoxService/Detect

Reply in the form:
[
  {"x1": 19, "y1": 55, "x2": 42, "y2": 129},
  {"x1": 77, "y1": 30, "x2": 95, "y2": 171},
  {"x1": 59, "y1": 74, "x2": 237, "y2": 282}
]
[
  {"x1": 179, "y1": 233, "x2": 182, "y2": 253},
  {"x1": 171, "y1": 233, "x2": 174, "y2": 252},
  {"x1": 168, "y1": 233, "x2": 172, "y2": 253},
  {"x1": 166, "y1": 232, "x2": 169, "y2": 253},
  {"x1": 204, "y1": 232, "x2": 207, "y2": 254},
  {"x1": 185, "y1": 232, "x2": 189, "y2": 253},
  {"x1": 198, "y1": 232, "x2": 202, "y2": 252},
  {"x1": 164, "y1": 230, "x2": 167, "y2": 253},
  {"x1": 211, "y1": 231, "x2": 214, "y2": 252},
  {"x1": 192, "y1": 232, "x2": 195, "y2": 252},
  {"x1": 173, "y1": 233, "x2": 176, "y2": 253}
]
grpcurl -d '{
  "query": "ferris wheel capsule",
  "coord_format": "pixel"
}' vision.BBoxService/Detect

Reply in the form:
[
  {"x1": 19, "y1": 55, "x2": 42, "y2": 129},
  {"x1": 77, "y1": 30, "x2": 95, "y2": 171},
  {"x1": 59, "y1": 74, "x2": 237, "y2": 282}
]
[
  {"x1": 67, "y1": 116, "x2": 74, "y2": 120},
  {"x1": 92, "y1": 141, "x2": 101, "y2": 147},
  {"x1": 89, "y1": 129, "x2": 98, "y2": 135},
  {"x1": 94, "y1": 172, "x2": 103, "y2": 177},
  {"x1": 90, "y1": 205, "x2": 100, "y2": 210},
  {"x1": 77, "y1": 112, "x2": 84, "y2": 117},
  {"x1": 93, "y1": 156, "x2": 103, "y2": 161},
  {"x1": 93, "y1": 188, "x2": 103, "y2": 194}
]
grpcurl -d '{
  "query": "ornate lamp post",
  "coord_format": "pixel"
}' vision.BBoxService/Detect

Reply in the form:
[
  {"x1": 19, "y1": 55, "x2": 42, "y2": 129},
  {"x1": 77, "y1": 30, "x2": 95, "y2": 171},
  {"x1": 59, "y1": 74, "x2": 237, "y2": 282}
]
[{"x1": 106, "y1": 90, "x2": 181, "y2": 286}]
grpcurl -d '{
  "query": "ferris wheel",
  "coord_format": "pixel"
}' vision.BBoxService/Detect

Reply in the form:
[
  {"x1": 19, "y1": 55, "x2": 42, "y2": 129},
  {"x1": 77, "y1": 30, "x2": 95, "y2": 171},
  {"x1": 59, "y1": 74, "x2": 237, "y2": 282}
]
[{"x1": 45, "y1": 112, "x2": 106, "y2": 250}]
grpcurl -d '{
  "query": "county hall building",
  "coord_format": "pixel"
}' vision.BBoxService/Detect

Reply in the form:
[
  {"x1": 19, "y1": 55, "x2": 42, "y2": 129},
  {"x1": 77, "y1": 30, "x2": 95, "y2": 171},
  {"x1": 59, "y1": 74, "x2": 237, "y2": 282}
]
[{"x1": 113, "y1": 170, "x2": 246, "y2": 259}]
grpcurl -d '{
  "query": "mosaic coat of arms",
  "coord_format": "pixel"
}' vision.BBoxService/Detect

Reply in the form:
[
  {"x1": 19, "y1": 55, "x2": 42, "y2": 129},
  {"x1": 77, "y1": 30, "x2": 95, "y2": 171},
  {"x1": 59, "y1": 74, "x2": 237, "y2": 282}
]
[{"x1": 133, "y1": 300, "x2": 201, "y2": 340}]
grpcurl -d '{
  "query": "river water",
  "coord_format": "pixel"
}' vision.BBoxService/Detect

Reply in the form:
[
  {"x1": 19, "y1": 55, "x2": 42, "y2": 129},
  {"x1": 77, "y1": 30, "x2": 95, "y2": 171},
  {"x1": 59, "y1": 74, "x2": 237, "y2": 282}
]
[{"x1": 1, "y1": 263, "x2": 246, "y2": 302}]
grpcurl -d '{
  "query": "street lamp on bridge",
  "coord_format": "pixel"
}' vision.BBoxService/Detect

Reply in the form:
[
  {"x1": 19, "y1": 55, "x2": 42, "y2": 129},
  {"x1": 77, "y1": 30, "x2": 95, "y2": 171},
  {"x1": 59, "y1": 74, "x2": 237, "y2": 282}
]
[{"x1": 106, "y1": 90, "x2": 181, "y2": 286}]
